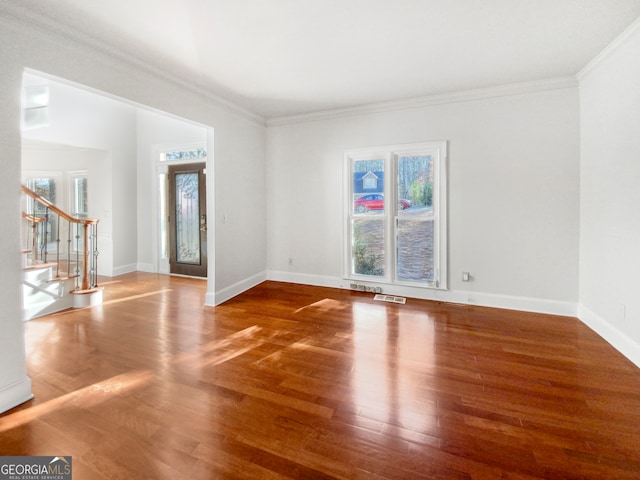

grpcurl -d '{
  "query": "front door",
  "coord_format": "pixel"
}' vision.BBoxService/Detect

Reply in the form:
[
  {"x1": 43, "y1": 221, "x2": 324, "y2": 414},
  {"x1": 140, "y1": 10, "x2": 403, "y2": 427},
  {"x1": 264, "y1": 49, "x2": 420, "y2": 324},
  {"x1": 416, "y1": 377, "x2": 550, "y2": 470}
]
[{"x1": 168, "y1": 163, "x2": 207, "y2": 277}]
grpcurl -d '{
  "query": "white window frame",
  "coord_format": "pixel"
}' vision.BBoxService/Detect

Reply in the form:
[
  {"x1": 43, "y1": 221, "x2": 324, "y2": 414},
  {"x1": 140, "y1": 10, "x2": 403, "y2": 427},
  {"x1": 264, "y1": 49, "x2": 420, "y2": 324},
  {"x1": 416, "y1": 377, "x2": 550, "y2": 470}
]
[
  {"x1": 68, "y1": 170, "x2": 89, "y2": 219},
  {"x1": 343, "y1": 141, "x2": 448, "y2": 290},
  {"x1": 22, "y1": 85, "x2": 50, "y2": 130}
]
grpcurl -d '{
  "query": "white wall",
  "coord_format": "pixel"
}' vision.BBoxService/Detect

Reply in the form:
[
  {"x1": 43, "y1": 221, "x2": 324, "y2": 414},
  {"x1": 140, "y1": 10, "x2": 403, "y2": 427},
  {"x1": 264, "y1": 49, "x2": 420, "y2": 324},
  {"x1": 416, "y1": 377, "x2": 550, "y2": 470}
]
[
  {"x1": 0, "y1": 61, "x2": 33, "y2": 414},
  {"x1": 213, "y1": 115, "x2": 267, "y2": 302},
  {"x1": 578, "y1": 20, "x2": 640, "y2": 367},
  {"x1": 0, "y1": 6, "x2": 266, "y2": 413},
  {"x1": 135, "y1": 109, "x2": 208, "y2": 273},
  {"x1": 267, "y1": 86, "x2": 580, "y2": 314}
]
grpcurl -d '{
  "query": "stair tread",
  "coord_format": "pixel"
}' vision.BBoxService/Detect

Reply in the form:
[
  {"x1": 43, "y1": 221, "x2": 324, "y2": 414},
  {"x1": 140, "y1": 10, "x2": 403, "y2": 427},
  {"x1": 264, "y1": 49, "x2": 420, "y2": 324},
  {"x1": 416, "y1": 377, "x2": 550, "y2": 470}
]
[
  {"x1": 47, "y1": 274, "x2": 80, "y2": 282},
  {"x1": 23, "y1": 262, "x2": 58, "y2": 271}
]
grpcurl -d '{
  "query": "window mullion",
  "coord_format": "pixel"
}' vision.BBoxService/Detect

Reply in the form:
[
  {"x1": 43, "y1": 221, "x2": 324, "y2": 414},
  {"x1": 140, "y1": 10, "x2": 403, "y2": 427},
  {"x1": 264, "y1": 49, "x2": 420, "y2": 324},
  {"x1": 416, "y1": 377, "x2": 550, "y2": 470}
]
[{"x1": 384, "y1": 153, "x2": 394, "y2": 284}]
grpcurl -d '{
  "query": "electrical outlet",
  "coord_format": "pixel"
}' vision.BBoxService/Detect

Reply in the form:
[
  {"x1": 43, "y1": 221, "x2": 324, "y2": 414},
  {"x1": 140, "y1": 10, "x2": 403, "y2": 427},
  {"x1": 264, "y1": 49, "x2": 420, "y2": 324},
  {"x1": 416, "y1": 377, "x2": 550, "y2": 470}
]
[{"x1": 462, "y1": 272, "x2": 470, "y2": 282}]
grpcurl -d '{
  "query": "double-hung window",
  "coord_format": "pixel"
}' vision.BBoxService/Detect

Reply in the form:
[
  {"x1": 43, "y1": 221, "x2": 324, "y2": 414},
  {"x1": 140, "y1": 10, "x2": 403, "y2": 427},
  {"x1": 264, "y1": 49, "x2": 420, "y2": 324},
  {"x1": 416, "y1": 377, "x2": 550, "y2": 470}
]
[{"x1": 344, "y1": 141, "x2": 447, "y2": 289}]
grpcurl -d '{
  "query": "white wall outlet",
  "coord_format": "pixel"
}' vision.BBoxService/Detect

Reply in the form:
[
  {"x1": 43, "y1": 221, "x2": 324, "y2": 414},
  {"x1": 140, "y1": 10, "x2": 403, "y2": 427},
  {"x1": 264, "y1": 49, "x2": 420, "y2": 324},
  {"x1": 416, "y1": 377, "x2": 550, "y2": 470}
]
[{"x1": 462, "y1": 272, "x2": 470, "y2": 282}]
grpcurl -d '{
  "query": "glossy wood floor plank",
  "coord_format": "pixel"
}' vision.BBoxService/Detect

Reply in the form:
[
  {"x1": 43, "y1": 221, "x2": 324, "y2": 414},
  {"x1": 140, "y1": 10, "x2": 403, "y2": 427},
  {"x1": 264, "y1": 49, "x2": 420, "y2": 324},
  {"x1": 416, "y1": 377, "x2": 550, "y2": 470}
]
[{"x1": 2, "y1": 272, "x2": 640, "y2": 479}]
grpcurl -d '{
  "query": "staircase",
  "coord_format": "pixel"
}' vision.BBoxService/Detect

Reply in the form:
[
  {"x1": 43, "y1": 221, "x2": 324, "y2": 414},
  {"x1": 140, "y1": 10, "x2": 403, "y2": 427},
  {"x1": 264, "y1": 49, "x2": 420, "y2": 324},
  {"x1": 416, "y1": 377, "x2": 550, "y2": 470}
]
[{"x1": 21, "y1": 185, "x2": 102, "y2": 321}]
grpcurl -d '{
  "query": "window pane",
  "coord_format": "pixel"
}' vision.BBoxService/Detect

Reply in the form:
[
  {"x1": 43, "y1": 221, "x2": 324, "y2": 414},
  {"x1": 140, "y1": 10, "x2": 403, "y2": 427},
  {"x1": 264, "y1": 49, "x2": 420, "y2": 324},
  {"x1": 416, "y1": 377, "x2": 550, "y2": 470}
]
[
  {"x1": 353, "y1": 159, "x2": 384, "y2": 215},
  {"x1": 23, "y1": 86, "x2": 49, "y2": 129},
  {"x1": 74, "y1": 177, "x2": 88, "y2": 217},
  {"x1": 27, "y1": 177, "x2": 58, "y2": 251},
  {"x1": 397, "y1": 218, "x2": 434, "y2": 281},
  {"x1": 162, "y1": 148, "x2": 207, "y2": 162},
  {"x1": 396, "y1": 155, "x2": 434, "y2": 282},
  {"x1": 175, "y1": 172, "x2": 201, "y2": 264},
  {"x1": 352, "y1": 158, "x2": 385, "y2": 277},
  {"x1": 352, "y1": 217, "x2": 385, "y2": 277},
  {"x1": 29, "y1": 177, "x2": 56, "y2": 213},
  {"x1": 397, "y1": 155, "x2": 433, "y2": 212}
]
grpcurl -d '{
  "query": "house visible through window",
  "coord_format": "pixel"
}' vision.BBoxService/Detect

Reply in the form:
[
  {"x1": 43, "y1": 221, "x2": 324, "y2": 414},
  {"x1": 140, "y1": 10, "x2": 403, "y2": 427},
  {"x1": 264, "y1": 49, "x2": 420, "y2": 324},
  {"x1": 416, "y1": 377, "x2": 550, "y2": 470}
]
[
  {"x1": 362, "y1": 172, "x2": 379, "y2": 190},
  {"x1": 345, "y1": 141, "x2": 447, "y2": 288}
]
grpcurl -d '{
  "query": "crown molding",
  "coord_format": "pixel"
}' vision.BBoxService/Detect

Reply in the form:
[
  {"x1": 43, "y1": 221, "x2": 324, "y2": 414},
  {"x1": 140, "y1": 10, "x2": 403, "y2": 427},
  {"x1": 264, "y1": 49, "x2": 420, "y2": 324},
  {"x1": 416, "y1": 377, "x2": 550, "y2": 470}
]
[
  {"x1": 2, "y1": 1, "x2": 583, "y2": 128},
  {"x1": 266, "y1": 77, "x2": 578, "y2": 127},
  {"x1": 0, "y1": 1, "x2": 265, "y2": 126},
  {"x1": 578, "y1": 15, "x2": 640, "y2": 81}
]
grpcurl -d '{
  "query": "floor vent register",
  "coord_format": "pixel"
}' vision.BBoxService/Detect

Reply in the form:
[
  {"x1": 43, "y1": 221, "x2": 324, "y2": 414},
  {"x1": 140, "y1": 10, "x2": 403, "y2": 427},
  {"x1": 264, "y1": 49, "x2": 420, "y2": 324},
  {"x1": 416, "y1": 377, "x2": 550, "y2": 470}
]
[{"x1": 373, "y1": 294, "x2": 407, "y2": 304}]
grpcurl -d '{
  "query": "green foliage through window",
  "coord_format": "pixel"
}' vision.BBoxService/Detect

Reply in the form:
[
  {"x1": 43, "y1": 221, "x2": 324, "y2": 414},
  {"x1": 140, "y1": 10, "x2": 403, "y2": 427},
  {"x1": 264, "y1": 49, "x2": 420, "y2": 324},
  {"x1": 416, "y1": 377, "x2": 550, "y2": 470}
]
[
  {"x1": 353, "y1": 224, "x2": 384, "y2": 276},
  {"x1": 409, "y1": 180, "x2": 433, "y2": 207}
]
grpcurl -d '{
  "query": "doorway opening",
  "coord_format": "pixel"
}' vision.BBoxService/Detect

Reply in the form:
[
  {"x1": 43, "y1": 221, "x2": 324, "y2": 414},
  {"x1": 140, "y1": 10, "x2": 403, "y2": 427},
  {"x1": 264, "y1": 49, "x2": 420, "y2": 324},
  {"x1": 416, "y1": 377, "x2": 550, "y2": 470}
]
[
  {"x1": 156, "y1": 147, "x2": 208, "y2": 278},
  {"x1": 157, "y1": 153, "x2": 208, "y2": 277},
  {"x1": 21, "y1": 70, "x2": 213, "y2": 282}
]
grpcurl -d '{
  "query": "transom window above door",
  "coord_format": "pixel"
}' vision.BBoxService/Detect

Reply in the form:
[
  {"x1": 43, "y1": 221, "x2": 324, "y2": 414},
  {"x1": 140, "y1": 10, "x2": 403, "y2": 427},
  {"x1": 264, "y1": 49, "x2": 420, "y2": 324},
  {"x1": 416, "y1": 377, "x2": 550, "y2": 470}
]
[{"x1": 160, "y1": 148, "x2": 207, "y2": 162}]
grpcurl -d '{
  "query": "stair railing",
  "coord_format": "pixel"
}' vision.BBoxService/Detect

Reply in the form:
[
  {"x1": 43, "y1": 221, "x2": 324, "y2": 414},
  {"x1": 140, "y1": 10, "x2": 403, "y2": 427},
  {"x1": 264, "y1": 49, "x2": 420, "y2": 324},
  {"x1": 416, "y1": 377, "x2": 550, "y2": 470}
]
[{"x1": 21, "y1": 185, "x2": 99, "y2": 291}]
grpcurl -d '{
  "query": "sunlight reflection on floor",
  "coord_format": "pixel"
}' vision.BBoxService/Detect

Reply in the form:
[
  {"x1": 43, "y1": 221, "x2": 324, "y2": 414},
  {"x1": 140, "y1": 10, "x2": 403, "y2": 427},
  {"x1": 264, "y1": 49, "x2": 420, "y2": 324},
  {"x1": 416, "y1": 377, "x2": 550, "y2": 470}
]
[
  {"x1": 0, "y1": 370, "x2": 154, "y2": 432},
  {"x1": 351, "y1": 301, "x2": 438, "y2": 437}
]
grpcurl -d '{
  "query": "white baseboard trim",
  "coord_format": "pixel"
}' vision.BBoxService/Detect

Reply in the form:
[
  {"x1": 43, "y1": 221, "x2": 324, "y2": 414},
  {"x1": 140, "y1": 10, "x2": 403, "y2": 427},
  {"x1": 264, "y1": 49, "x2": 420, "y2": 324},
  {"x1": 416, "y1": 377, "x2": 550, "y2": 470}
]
[
  {"x1": 461, "y1": 290, "x2": 577, "y2": 317},
  {"x1": 136, "y1": 262, "x2": 156, "y2": 273},
  {"x1": 578, "y1": 304, "x2": 640, "y2": 368},
  {"x1": 0, "y1": 376, "x2": 34, "y2": 415},
  {"x1": 111, "y1": 263, "x2": 138, "y2": 277},
  {"x1": 207, "y1": 271, "x2": 267, "y2": 306},
  {"x1": 203, "y1": 271, "x2": 639, "y2": 369},
  {"x1": 266, "y1": 271, "x2": 577, "y2": 317},
  {"x1": 267, "y1": 271, "x2": 342, "y2": 290}
]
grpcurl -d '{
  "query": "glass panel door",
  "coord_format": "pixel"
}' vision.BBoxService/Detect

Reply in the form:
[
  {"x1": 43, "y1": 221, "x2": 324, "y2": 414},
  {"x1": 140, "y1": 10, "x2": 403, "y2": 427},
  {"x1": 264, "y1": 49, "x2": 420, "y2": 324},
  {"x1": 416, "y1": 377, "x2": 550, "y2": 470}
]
[
  {"x1": 175, "y1": 172, "x2": 201, "y2": 264},
  {"x1": 168, "y1": 163, "x2": 207, "y2": 277}
]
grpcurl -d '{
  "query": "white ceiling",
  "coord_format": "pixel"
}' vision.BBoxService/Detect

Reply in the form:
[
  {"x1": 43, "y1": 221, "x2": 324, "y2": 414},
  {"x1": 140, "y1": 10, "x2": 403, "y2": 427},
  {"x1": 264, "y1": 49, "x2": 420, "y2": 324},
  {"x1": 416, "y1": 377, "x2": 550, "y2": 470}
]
[{"x1": 15, "y1": 0, "x2": 640, "y2": 119}]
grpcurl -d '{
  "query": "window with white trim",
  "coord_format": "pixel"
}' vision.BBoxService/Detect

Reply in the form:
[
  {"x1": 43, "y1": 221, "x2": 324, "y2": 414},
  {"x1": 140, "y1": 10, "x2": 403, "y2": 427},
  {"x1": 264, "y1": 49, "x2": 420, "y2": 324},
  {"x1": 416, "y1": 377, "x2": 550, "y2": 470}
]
[
  {"x1": 345, "y1": 141, "x2": 447, "y2": 289},
  {"x1": 22, "y1": 85, "x2": 49, "y2": 130},
  {"x1": 24, "y1": 172, "x2": 62, "y2": 252},
  {"x1": 69, "y1": 170, "x2": 88, "y2": 219}
]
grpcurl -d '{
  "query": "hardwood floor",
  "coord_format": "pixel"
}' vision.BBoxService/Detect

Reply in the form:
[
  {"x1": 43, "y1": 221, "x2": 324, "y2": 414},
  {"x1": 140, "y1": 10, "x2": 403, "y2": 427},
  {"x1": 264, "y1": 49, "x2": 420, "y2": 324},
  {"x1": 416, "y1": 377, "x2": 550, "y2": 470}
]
[{"x1": 2, "y1": 272, "x2": 640, "y2": 479}]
